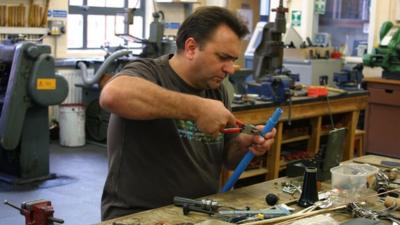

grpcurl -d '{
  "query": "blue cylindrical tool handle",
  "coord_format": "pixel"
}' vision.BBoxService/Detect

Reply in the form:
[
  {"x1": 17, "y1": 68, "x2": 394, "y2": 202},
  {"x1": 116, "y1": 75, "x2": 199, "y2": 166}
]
[{"x1": 221, "y1": 107, "x2": 283, "y2": 192}]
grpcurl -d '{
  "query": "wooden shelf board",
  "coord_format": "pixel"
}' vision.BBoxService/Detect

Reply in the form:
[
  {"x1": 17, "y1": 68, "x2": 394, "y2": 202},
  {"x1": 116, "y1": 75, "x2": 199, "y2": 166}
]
[
  {"x1": 237, "y1": 168, "x2": 268, "y2": 179},
  {"x1": 282, "y1": 135, "x2": 311, "y2": 144},
  {"x1": 0, "y1": 27, "x2": 47, "y2": 35}
]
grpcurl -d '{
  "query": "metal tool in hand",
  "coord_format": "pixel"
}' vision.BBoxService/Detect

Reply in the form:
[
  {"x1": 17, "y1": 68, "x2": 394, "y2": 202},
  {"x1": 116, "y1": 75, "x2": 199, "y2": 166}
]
[
  {"x1": 222, "y1": 119, "x2": 260, "y2": 135},
  {"x1": 221, "y1": 108, "x2": 283, "y2": 192}
]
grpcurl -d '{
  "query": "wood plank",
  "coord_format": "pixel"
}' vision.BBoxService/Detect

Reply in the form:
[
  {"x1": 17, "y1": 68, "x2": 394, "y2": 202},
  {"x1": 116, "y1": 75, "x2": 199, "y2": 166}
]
[
  {"x1": 363, "y1": 77, "x2": 400, "y2": 86},
  {"x1": 282, "y1": 134, "x2": 311, "y2": 144},
  {"x1": 236, "y1": 167, "x2": 268, "y2": 179},
  {"x1": 353, "y1": 154, "x2": 400, "y2": 167},
  {"x1": 267, "y1": 121, "x2": 283, "y2": 180},
  {"x1": 343, "y1": 110, "x2": 360, "y2": 160},
  {"x1": 308, "y1": 116, "x2": 322, "y2": 155},
  {"x1": 233, "y1": 95, "x2": 368, "y2": 125}
]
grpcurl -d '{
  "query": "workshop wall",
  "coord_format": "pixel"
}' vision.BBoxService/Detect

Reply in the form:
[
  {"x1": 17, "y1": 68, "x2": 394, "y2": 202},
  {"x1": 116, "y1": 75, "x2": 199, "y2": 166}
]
[
  {"x1": 42, "y1": 0, "x2": 68, "y2": 58},
  {"x1": 227, "y1": 0, "x2": 260, "y2": 67},
  {"x1": 284, "y1": 0, "x2": 315, "y2": 41},
  {"x1": 155, "y1": 3, "x2": 187, "y2": 37},
  {"x1": 364, "y1": 0, "x2": 398, "y2": 77},
  {"x1": 0, "y1": 0, "x2": 68, "y2": 58},
  {"x1": 369, "y1": 0, "x2": 398, "y2": 49},
  {"x1": 6, "y1": 0, "x2": 399, "y2": 66}
]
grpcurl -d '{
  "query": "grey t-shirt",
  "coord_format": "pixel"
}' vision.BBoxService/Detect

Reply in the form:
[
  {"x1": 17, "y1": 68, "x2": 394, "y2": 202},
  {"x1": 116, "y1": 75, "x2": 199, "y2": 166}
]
[{"x1": 101, "y1": 54, "x2": 233, "y2": 220}]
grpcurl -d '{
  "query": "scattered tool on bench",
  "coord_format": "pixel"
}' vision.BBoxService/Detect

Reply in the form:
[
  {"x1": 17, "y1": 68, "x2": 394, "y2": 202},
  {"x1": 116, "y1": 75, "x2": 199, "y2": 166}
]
[
  {"x1": 173, "y1": 196, "x2": 294, "y2": 223},
  {"x1": 173, "y1": 196, "x2": 220, "y2": 216},
  {"x1": 4, "y1": 199, "x2": 64, "y2": 225}
]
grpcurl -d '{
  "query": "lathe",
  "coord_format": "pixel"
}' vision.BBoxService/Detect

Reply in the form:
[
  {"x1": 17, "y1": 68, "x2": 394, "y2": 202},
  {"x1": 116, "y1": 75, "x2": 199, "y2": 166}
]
[{"x1": 0, "y1": 41, "x2": 68, "y2": 183}]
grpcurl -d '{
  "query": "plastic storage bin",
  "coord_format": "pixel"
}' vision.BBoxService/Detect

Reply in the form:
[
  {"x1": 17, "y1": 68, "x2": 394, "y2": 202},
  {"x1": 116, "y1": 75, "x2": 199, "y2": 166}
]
[{"x1": 330, "y1": 163, "x2": 379, "y2": 202}]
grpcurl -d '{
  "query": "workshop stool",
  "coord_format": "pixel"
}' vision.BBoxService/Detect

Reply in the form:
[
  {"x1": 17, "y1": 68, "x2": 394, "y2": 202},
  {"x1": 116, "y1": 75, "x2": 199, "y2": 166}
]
[{"x1": 354, "y1": 129, "x2": 366, "y2": 157}]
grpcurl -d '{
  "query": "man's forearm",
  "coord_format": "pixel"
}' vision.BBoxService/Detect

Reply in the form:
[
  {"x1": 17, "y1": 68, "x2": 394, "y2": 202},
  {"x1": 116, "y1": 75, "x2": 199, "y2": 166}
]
[{"x1": 100, "y1": 76, "x2": 203, "y2": 120}]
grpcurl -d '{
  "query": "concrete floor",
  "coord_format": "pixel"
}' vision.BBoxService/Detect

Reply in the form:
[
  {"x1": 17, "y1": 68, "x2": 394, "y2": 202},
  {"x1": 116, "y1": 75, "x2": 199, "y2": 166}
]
[{"x1": 0, "y1": 142, "x2": 108, "y2": 225}]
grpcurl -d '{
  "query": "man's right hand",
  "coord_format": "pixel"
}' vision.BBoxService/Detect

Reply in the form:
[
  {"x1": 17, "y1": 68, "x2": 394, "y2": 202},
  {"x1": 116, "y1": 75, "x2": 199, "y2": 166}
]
[{"x1": 194, "y1": 98, "x2": 236, "y2": 137}]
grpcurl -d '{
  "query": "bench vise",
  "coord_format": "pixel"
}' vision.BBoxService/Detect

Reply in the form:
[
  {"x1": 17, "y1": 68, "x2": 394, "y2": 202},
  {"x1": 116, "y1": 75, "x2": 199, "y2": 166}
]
[
  {"x1": 0, "y1": 42, "x2": 68, "y2": 183},
  {"x1": 333, "y1": 64, "x2": 363, "y2": 91},
  {"x1": 247, "y1": 74, "x2": 297, "y2": 103},
  {"x1": 5, "y1": 200, "x2": 64, "y2": 225}
]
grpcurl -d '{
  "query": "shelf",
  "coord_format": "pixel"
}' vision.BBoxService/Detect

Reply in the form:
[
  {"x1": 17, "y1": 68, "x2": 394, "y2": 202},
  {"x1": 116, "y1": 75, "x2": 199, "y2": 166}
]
[
  {"x1": 321, "y1": 130, "x2": 329, "y2": 136},
  {"x1": 280, "y1": 161, "x2": 288, "y2": 171},
  {"x1": 0, "y1": 27, "x2": 47, "y2": 35},
  {"x1": 282, "y1": 135, "x2": 310, "y2": 144},
  {"x1": 237, "y1": 168, "x2": 268, "y2": 179}
]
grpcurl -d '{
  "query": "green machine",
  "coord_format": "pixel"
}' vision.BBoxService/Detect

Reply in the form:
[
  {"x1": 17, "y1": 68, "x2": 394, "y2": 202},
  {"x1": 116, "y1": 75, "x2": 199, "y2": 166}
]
[
  {"x1": 363, "y1": 21, "x2": 400, "y2": 79},
  {"x1": 0, "y1": 42, "x2": 68, "y2": 184}
]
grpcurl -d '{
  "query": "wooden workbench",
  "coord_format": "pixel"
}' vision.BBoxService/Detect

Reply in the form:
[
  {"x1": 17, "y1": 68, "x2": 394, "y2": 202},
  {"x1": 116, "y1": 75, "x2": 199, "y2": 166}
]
[
  {"x1": 96, "y1": 155, "x2": 399, "y2": 225},
  {"x1": 229, "y1": 91, "x2": 368, "y2": 181}
]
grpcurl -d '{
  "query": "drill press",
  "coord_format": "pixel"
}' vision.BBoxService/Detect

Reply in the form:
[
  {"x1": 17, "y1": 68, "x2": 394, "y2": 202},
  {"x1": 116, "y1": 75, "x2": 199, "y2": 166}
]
[{"x1": 246, "y1": 0, "x2": 298, "y2": 103}]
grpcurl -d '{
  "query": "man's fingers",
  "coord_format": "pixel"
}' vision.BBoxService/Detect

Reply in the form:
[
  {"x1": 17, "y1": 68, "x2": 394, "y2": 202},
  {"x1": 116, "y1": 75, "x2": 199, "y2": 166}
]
[
  {"x1": 249, "y1": 138, "x2": 275, "y2": 156},
  {"x1": 227, "y1": 114, "x2": 237, "y2": 127},
  {"x1": 264, "y1": 128, "x2": 276, "y2": 139}
]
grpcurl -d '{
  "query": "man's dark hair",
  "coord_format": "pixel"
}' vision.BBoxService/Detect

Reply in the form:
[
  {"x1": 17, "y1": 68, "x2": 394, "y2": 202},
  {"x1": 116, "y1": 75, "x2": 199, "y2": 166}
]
[{"x1": 175, "y1": 6, "x2": 249, "y2": 52}]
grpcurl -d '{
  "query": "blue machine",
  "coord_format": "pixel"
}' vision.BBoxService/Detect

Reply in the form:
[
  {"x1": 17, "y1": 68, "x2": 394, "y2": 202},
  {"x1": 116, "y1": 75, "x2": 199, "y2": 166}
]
[
  {"x1": 247, "y1": 73, "x2": 298, "y2": 103},
  {"x1": 333, "y1": 64, "x2": 364, "y2": 91}
]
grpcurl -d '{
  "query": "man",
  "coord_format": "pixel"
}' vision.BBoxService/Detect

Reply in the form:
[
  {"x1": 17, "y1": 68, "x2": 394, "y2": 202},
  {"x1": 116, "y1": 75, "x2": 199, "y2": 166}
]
[{"x1": 100, "y1": 6, "x2": 276, "y2": 220}]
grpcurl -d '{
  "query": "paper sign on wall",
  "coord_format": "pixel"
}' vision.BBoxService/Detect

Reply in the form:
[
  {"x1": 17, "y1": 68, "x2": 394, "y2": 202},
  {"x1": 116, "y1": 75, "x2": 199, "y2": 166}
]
[
  {"x1": 315, "y1": 0, "x2": 326, "y2": 15},
  {"x1": 291, "y1": 10, "x2": 301, "y2": 27}
]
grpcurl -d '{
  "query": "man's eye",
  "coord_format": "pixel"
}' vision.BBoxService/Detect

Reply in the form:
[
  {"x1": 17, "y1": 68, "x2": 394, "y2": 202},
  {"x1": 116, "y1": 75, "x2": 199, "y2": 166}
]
[{"x1": 217, "y1": 54, "x2": 232, "y2": 61}]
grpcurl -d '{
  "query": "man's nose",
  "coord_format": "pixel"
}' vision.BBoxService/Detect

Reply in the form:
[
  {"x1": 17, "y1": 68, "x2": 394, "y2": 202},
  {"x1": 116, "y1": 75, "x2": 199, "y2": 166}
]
[{"x1": 222, "y1": 61, "x2": 235, "y2": 75}]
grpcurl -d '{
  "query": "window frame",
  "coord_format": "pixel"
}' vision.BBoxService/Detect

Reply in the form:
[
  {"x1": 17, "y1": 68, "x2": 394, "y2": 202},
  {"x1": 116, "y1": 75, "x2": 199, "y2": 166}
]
[{"x1": 68, "y1": 0, "x2": 146, "y2": 50}]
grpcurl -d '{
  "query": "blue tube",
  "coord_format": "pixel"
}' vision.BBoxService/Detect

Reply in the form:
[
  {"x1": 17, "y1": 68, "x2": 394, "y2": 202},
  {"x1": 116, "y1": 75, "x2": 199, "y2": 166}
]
[{"x1": 221, "y1": 107, "x2": 283, "y2": 192}]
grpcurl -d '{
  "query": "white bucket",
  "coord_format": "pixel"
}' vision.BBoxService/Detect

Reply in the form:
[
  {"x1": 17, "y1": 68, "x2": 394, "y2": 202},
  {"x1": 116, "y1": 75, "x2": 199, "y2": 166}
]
[{"x1": 59, "y1": 105, "x2": 86, "y2": 147}]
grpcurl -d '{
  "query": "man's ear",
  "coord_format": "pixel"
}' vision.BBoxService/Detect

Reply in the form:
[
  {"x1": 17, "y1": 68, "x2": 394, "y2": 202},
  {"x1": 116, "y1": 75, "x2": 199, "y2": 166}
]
[{"x1": 183, "y1": 37, "x2": 197, "y2": 60}]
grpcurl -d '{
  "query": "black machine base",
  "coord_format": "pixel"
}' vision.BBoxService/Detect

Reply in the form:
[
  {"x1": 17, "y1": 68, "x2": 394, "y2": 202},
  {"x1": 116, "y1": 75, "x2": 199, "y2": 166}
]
[
  {"x1": 0, "y1": 172, "x2": 56, "y2": 185},
  {"x1": 382, "y1": 71, "x2": 400, "y2": 80}
]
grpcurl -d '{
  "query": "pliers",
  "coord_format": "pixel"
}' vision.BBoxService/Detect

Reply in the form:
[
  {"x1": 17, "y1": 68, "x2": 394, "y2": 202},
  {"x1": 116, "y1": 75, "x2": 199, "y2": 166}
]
[{"x1": 222, "y1": 120, "x2": 261, "y2": 135}]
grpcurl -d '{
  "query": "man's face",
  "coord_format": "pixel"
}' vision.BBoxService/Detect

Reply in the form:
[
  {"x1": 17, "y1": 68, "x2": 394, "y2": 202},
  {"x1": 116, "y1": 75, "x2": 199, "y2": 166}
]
[{"x1": 191, "y1": 25, "x2": 241, "y2": 89}]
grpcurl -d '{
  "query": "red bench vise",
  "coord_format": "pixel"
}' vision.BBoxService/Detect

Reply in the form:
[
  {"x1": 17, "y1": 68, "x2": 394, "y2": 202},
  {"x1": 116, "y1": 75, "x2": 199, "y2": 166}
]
[{"x1": 4, "y1": 199, "x2": 64, "y2": 225}]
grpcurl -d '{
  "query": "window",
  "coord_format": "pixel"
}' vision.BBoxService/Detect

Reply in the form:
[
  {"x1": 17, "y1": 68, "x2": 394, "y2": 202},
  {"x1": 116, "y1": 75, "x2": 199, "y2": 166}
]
[
  {"x1": 318, "y1": 0, "x2": 370, "y2": 57},
  {"x1": 68, "y1": 0, "x2": 145, "y2": 49}
]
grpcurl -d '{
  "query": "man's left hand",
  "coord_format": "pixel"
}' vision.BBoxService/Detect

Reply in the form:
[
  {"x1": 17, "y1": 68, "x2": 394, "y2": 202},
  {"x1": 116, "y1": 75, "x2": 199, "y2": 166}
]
[{"x1": 239, "y1": 126, "x2": 277, "y2": 156}]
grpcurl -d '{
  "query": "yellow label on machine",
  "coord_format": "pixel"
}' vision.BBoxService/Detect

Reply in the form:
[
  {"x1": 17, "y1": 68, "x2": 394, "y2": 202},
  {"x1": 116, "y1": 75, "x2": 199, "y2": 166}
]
[{"x1": 37, "y1": 78, "x2": 56, "y2": 90}]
